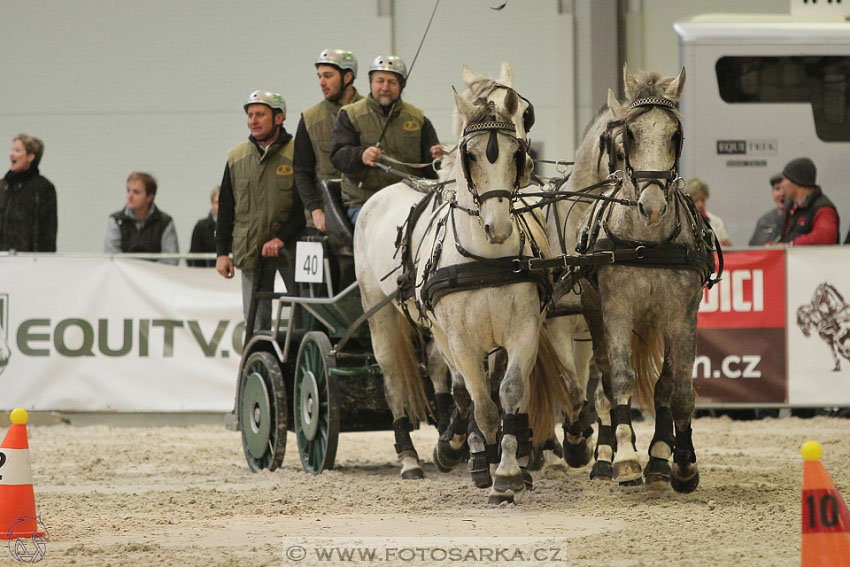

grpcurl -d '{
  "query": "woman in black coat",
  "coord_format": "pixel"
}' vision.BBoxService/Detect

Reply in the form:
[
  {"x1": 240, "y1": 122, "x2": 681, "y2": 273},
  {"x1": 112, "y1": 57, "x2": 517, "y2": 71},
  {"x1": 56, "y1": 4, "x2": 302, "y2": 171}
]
[{"x1": 0, "y1": 133, "x2": 57, "y2": 252}]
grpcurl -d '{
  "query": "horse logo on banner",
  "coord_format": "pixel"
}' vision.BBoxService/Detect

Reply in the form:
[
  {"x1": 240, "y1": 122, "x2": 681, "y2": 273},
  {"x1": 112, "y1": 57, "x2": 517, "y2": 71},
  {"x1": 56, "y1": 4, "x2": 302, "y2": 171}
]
[{"x1": 797, "y1": 282, "x2": 850, "y2": 371}]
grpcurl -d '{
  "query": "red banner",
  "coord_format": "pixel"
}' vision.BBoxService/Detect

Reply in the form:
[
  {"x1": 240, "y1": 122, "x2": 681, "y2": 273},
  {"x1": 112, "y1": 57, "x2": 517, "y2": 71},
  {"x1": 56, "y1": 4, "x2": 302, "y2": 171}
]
[{"x1": 698, "y1": 249, "x2": 785, "y2": 329}]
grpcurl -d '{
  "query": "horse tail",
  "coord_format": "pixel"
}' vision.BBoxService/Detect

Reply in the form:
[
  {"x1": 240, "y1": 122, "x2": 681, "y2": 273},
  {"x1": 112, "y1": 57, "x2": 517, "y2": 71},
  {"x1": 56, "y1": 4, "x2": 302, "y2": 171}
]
[
  {"x1": 526, "y1": 327, "x2": 576, "y2": 443},
  {"x1": 392, "y1": 310, "x2": 432, "y2": 425},
  {"x1": 630, "y1": 325, "x2": 663, "y2": 416}
]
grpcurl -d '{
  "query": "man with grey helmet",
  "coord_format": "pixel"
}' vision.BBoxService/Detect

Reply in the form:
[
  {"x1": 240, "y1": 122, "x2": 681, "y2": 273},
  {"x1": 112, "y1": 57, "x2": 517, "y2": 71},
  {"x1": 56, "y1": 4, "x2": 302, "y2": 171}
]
[
  {"x1": 294, "y1": 48, "x2": 363, "y2": 233},
  {"x1": 330, "y1": 54, "x2": 443, "y2": 224},
  {"x1": 216, "y1": 90, "x2": 305, "y2": 332}
]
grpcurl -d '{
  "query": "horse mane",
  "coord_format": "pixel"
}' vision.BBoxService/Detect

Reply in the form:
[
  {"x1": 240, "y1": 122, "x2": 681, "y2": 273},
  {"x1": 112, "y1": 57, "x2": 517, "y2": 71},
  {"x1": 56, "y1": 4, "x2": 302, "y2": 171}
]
[{"x1": 623, "y1": 69, "x2": 683, "y2": 122}]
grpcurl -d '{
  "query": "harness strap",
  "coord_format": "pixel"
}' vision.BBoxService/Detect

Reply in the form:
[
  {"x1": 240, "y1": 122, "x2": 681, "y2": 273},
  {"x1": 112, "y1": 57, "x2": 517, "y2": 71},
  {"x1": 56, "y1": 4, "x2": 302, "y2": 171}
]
[{"x1": 420, "y1": 256, "x2": 549, "y2": 312}]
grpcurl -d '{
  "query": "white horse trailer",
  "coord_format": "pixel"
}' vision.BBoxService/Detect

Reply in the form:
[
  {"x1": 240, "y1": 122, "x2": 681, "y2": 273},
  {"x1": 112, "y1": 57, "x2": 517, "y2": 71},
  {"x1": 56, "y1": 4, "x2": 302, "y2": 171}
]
[{"x1": 674, "y1": 14, "x2": 850, "y2": 246}]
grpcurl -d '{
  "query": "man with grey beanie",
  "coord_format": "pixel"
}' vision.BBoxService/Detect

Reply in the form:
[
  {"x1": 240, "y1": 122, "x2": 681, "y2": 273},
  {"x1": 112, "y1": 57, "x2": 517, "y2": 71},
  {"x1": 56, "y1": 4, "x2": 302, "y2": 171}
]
[{"x1": 777, "y1": 157, "x2": 839, "y2": 246}]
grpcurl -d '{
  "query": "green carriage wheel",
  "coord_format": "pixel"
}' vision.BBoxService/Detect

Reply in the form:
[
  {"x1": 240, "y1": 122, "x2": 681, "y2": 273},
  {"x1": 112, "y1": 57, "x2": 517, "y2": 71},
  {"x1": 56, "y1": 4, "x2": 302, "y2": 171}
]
[
  {"x1": 294, "y1": 331, "x2": 340, "y2": 474},
  {"x1": 239, "y1": 351, "x2": 288, "y2": 472}
]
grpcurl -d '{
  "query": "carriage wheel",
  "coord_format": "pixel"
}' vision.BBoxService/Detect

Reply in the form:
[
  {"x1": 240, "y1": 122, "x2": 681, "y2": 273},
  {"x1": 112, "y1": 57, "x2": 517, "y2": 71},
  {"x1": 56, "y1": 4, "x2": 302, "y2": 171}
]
[
  {"x1": 239, "y1": 351, "x2": 288, "y2": 472},
  {"x1": 294, "y1": 331, "x2": 340, "y2": 474}
]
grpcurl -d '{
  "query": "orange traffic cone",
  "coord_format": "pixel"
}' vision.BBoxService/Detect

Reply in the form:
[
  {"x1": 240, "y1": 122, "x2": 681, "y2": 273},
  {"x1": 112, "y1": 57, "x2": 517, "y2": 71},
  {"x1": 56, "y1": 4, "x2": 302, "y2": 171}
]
[
  {"x1": 801, "y1": 441, "x2": 850, "y2": 566},
  {"x1": 0, "y1": 408, "x2": 45, "y2": 540}
]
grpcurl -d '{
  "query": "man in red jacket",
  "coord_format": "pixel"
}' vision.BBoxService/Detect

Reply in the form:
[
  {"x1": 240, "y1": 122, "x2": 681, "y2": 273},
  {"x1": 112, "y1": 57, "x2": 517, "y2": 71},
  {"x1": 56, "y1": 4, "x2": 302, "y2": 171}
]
[{"x1": 778, "y1": 157, "x2": 839, "y2": 246}]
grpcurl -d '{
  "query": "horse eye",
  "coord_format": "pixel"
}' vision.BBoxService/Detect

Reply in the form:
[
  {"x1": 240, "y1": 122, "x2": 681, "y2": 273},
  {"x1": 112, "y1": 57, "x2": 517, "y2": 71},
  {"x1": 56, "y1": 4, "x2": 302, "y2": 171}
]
[
  {"x1": 627, "y1": 129, "x2": 636, "y2": 143},
  {"x1": 617, "y1": 150, "x2": 625, "y2": 162},
  {"x1": 672, "y1": 132, "x2": 681, "y2": 146},
  {"x1": 466, "y1": 153, "x2": 477, "y2": 162}
]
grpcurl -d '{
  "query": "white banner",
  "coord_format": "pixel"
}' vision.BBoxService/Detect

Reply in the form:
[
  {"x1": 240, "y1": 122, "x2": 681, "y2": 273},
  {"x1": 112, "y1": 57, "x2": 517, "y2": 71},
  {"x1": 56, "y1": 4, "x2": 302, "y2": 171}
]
[
  {"x1": 786, "y1": 246, "x2": 850, "y2": 405},
  {"x1": 0, "y1": 256, "x2": 243, "y2": 411}
]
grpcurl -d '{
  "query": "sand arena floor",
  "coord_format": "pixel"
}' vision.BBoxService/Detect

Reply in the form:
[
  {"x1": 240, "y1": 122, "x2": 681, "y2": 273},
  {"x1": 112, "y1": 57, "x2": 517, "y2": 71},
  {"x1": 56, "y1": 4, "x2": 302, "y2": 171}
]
[{"x1": 3, "y1": 414, "x2": 848, "y2": 566}]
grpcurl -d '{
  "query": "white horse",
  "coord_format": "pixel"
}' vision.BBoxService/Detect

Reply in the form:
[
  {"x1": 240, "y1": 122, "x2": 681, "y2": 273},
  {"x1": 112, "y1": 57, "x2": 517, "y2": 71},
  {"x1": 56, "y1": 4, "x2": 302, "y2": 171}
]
[{"x1": 355, "y1": 87, "x2": 567, "y2": 504}]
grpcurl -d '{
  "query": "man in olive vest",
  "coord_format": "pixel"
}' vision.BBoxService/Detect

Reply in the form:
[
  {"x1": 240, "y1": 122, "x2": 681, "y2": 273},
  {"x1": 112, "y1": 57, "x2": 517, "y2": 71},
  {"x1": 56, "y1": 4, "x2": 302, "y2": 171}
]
[
  {"x1": 330, "y1": 54, "x2": 444, "y2": 224},
  {"x1": 104, "y1": 171, "x2": 179, "y2": 265},
  {"x1": 216, "y1": 90, "x2": 305, "y2": 331},
  {"x1": 294, "y1": 48, "x2": 363, "y2": 233}
]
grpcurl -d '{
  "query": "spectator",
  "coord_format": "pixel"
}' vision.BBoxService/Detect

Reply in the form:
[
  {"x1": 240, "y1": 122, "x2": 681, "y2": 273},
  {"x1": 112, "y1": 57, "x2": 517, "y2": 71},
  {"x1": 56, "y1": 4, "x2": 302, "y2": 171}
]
[
  {"x1": 0, "y1": 133, "x2": 57, "y2": 252},
  {"x1": 294, "y1": 48, "x2": 363, "y2": 234},
  {"x1": 684, "y1": 178, "x2": 732, "y2": 247},
  {"x1": 188, "y1": 185, "x2": 219, "y2": 267},
  {"x1": 104, "y1": 172, "x2": 178, "y2": 264},
  {"x1": 216, "y1": 90, "x2": 305, "y2": 332},
  {"x1": 748, "y1": 173, "x2": 787, "y2": 246},
  {"x1": 778, "y1": 157, "x2": 839, "y2": 246},
  {"x1": 330, "y1": 54, "x2": 444, "y2": 224}
]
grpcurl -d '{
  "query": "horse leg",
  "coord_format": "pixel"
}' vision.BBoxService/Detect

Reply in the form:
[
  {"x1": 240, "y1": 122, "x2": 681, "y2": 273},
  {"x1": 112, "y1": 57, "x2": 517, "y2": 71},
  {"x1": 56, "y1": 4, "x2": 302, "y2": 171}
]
[
  {"x1": 591, "y1": 378, "x2": 614, "y2": 481},
  {"x1": 669, "y1": 337, "x2": 700, "y2": 493},
  {"x1": 490, "y1": 331, "x2": 539, "y2": 505},
  {"x1": 366, "y1": 303, "x2": 425, "y2": 480},
  {"x1": 447, "y1": 342, "x2": 499, "y2": 490},
  {"x1": 434, "y1": 374, "x2": 471, "y2": 473},
  {"x1": 548, "y1": 315, "x2": 595, "y2": 468},
  {"x1": 581, "y1": 293, "x2": 615, "y2": 481},
  {"x1": 426, "y1": 338, "x2": 454, "y2": 434},
  {"x1": 645, "y1": 349, "x2": 674, "y2": 489}
]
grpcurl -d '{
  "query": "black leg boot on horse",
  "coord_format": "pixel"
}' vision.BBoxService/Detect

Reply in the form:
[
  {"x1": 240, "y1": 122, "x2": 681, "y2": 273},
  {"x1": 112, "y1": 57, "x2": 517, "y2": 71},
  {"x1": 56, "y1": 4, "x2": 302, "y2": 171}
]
[
  {"x1": 644, "y1": 406, "x2": 674, "y2": 488},
  {"x1": 671, "y1": 422, "x2": 699, "y2": 493},
  {"x1": 611, "y1": 404, "x2": 643, "y2": 485},
  {"x1": 467, "y1": 415, "x2": 498, "y2": 489},
  {"x1": 489, "y1": 412, "x2": 531, "y2": 504},
  {"x1": 433, "y1": 402, "x2": 470, "y2": 472},
  {"x1": 393, "y1": 417, "x2": 424, "y2": 480}
]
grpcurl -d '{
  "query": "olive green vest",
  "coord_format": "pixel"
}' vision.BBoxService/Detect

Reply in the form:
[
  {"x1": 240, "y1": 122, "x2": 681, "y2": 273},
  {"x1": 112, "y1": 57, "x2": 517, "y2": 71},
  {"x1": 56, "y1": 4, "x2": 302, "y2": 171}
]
[
  {"x1": 340, "y1": 96, "x2": 426, "y2": 207},
  {"x1": 302, "y1": 91, "x2": 363, "y2": 226},
  {"x1": 227, "y1": 137, "x2": 295, "y2": 270}
]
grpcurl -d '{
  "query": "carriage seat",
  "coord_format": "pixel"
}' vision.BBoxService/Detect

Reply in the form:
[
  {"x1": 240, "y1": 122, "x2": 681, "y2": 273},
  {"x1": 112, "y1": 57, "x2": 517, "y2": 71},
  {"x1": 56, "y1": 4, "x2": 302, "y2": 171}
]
[{"x1": 320, "y1": 179, "x2": 354, "y2": 253}]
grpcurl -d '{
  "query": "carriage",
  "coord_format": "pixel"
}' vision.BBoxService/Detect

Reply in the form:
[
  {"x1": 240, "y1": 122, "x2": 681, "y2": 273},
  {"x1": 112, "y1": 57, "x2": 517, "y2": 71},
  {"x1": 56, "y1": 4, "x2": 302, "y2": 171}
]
[
  {"x1": 232, "y1": 63, "x2": 718, "y2": 502},
  {"x1": 233, "y1": 180, "x2": 440, "y2": 475}
]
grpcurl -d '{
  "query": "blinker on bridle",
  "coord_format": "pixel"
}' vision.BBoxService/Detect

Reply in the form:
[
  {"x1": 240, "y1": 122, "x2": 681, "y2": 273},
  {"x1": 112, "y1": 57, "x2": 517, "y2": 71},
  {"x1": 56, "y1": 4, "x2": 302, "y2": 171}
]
[
  {"x1": 459, "y1": 119, "x2": 527, "y2": 208},
  {"x1": 601, "y1": 95, "x2": 683, "y2": 198}
]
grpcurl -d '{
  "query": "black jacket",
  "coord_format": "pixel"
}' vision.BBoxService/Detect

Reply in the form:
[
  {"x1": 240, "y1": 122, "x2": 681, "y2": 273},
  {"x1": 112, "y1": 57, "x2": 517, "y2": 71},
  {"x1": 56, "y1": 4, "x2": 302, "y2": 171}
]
[
  {"x1": 0, "y1": 167, "x2": 57, "y2": 252},
  {"x1": 188, "y1": 213, "x2": 216, "y2": 267}
]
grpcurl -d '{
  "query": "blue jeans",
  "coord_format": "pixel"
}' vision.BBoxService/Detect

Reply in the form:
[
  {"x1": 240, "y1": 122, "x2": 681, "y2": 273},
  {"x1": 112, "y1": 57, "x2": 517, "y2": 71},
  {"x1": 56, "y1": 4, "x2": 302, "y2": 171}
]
[{"x1": 346, "y1": 206, "x2": 361, "y2": 225}]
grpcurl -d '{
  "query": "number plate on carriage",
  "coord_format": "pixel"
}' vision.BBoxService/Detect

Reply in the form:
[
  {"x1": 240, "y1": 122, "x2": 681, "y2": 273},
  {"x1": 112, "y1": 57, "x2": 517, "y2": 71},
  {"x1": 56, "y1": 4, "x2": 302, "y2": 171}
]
[{"x1": 295, "y1": 241, "x2": 324, "y2": 283}]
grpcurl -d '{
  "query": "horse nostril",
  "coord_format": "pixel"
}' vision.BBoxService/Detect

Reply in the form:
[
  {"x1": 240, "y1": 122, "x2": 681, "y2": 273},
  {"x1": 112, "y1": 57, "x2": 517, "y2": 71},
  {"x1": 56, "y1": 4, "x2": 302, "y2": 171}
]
[
  {"x1": 484, "y1": 224, "x2": 491, "y2": 237},
  {"x1": 638, "y1": 203, "x2": 647, "y2": 217}
]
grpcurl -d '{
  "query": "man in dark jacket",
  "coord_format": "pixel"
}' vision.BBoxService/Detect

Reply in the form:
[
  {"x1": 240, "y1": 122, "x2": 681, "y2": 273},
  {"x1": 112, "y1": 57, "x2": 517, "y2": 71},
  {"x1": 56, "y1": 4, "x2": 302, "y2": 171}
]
[
  {"x1": 0, "y1": 133, "x2": 57, "y2": 252},
  {"x1": 188, "y1": 186, "x2": 219, "y2": 267},
  {"x1": 777, "y1": 157, "x2": 839, "y2": 246},
  {"x1": 104, "y1": 172, "x2": 179, "y2": 264},
  {"x1": 748, "y1": 173, "x2": 786, "y2": 246}
]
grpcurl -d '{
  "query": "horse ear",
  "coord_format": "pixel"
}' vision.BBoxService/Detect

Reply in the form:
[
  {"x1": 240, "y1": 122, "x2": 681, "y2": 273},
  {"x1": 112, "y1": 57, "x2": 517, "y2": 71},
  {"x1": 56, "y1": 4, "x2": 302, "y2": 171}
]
[
  {"x1": 623, "y1": 63, "x2": 639, "y2": 101},
  {"x1": 498, "y1": 60, "x2": 514, "y2": 87},
  {"x1": 453, "y1": 86, "x2": 476, "y2": 121},
  {"x1": 502, "y1": 88, "x2": 519, "y2": 118},
  {"x1": 664, "y1": 67, "x2": 687, "y2": 101},
  {"x1": 463, "y1": 64, "x2": 481, "y2": 87},
  {"x1": 607, "y1": 89, "x2": 624, "y2": 120}
]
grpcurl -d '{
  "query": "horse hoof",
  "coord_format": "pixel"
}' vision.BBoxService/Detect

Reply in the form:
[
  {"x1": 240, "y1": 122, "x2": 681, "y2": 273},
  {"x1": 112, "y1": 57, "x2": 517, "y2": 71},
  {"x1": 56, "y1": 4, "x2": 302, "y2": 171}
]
[
  {"x1": 613, "y1": 460, "x2": 643, "y2": 484},
  {"x1": 470, "y1": 469, "x2": 493, "y2": 489},
  {"x1": 401, "y1": 468, "x2": 424, "y2": 480},
  {"x1": 644, "y1": 457, "x2": 671, "y2": 489},
  {"x1": 590, "y1": 460, "x2": 613, "y2": 481},
  {"x1": 620, "y1": 477, "x2": 644, "y2": 487},
  {"x1": 433, "y1": 440, "x2": 467, "y2": 473},
  {"x1": 487, "y1": 490, "x2": 517, "y2": 506},
  {"x1": 564, "y1": 440, "x2": 593, "y2": 468},
  {"x1": 671, "y1": 466, "x2": 700, "y2": 493},
  {"x1": 521, "y1": 467, "x2": 534, "y2": 492},
  {"x1": 468, "y1": 451, "x2": 492, "y2": 488},
  {"x1": 527, "y1": 445, "x2": 545, "y2": 471}
]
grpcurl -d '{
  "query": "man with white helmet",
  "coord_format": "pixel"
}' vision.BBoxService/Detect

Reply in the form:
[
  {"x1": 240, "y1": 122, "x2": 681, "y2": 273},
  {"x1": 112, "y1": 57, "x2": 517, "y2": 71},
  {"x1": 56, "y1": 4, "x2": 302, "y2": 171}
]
[
  {"x1": 216, "y1": 90, "x2": 305, "y2": 331},
  {"x1": 294, "y1": 48, "x2": 363, "y2": 233},
  {"x1": 330, "y1": 54, "x2": 444, "y2": 224}
]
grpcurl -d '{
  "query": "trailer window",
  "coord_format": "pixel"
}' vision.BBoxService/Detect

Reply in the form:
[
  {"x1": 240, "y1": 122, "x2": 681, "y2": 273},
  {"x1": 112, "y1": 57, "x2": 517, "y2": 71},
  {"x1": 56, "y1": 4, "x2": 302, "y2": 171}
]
[{"x1": 716, "y1": 56, "x2": 850, "y2": 142}]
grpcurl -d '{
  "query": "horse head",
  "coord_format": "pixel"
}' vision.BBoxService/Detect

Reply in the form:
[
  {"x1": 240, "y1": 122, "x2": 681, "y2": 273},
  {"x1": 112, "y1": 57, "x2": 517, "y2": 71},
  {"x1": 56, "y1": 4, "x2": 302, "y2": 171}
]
[
  {"x1": 798, "y1": 305, "x2": 816, "y2": 337},
  {"x1": 453, "y1": 88, "x2": 528, "y2": 244},
  {"x1": 606, "y1": 66, "x2": 686, "y2": 226}
]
